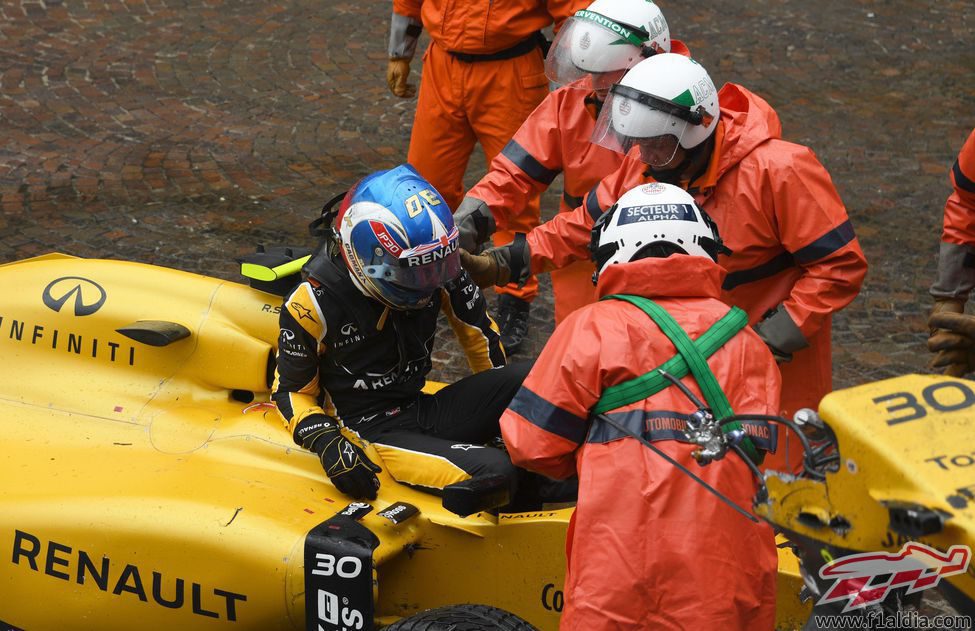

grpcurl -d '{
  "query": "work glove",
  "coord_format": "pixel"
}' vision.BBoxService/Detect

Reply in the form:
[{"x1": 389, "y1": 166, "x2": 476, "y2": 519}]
[
  {"x1": 753, "y1": 304, "x2": 809, "y2": 364},
  {"x1": 295, "y1": 415, "x2": 381, "y2": 500},
  {"x1": 459, "y1": 233, "x2": 530, "y2": 289},
  {"x1": 387, "y1": 58, "x2": 415, "y2": 98},
  {"x1": 454, "y1": 196, "x2": 497, "y2": 252},
  {"x1": 928, "y1": 298, "x2": 975, "y2": 377}
]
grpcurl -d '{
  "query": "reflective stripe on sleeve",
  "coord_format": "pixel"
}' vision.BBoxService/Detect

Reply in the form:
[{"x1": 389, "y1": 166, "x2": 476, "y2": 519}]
[
  {"x1": 507, "y1": 387, "x2": 588, "y2": 445},
  {"x1": 954, "y1": 159, "x2": 975, "y2": 194},
  {"x1": 501, "y1": 139, "x2": 561, "y2": 185},
  {"x1": 562, "y1": 191, "x2": 583, "y2": 209},
  {"x1": 585, "y1": 186, "x2": 604, "y2": 221},
  {"x1": 792, "y1": 219, "x2": 856, "y2": 264},
  {"x1": 722, "y1": 252, "x2": 796, "y2": 291}
]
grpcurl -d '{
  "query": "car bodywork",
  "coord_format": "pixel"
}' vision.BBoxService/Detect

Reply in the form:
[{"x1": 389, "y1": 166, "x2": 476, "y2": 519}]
[{"x1": 0, "y1": 253, "x2": 819, "y2": 629}]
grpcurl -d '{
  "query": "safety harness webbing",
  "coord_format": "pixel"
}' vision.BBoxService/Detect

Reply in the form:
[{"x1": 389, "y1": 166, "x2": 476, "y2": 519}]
[
  {"x1": 593, "y1": 294, "x2": 761, "y2": 464},
  {"x1": 593, "y1": 296, "x2": 747, "y2": 414}
]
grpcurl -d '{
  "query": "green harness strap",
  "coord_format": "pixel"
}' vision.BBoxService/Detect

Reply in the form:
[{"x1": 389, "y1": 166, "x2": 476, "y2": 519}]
[{"x1": 594, "y1": 294, "x2": 761, "y2": 464}]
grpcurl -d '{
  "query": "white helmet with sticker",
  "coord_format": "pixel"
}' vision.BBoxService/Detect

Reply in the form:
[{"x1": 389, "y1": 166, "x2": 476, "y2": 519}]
[{"x1": 589, "y1": 182, "x2": 725, "y2": 280}]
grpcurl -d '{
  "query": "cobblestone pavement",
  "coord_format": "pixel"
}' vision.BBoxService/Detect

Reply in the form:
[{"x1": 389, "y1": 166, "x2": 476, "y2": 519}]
[{"x1": 0, "y1": 0, "x2": 973, "y2": 390}]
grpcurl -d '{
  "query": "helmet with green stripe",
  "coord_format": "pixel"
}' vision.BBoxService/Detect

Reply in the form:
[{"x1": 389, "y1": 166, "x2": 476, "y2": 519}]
[
  {"x1": 591, "y1": 53, "x2": 719, "y2": 167},
  {"x1": 545, "y1": 0, "x2": 671, "y2": 92}
]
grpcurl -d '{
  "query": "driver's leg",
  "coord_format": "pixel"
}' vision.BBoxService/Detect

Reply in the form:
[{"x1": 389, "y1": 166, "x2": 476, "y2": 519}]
[
  {"x1": 369, "y1": 430, "x2": 516, "y2": 494},
  {"x1": 417, "y1": 360, "x2": 533, "y2": 443}
]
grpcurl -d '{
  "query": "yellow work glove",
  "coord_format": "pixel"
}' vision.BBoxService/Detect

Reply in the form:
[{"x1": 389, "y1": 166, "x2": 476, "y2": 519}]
[
  {"x1": 387, "y1": 58, "x2": 415, "y2": 98},
  {"x1": 928, "y1": 298, "x2": 973, "y2": 377}
]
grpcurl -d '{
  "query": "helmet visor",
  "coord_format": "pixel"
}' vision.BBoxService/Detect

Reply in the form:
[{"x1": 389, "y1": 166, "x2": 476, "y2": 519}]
[
  {"x1": 592, "y1": 84, "x2": 709, "y2": 167},
  {"x1": 358, "y1": 226, "x2": 462, "y2": 309},
  {"x1": 545, "y1": 11, "x2": 648, "y2": 88}
]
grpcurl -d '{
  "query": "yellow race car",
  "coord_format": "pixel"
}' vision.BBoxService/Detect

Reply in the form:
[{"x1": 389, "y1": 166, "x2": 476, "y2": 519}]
[{"x1": 0, "y1": 252, "x2": 970, "y2": 630}]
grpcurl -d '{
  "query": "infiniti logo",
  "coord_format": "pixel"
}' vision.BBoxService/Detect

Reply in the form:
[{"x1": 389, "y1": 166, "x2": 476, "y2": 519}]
[{"x1": 42, "y1": 277, "x2": 107, "y2": 316}]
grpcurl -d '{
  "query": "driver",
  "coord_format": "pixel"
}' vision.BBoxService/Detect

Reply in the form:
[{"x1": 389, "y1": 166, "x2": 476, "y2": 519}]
[
  {"x1": 499, "y1": 182, "x2": 779, "y2": 630},
  {"x1": 272, "y1": 165, "x2": 527, "y2": 501}
]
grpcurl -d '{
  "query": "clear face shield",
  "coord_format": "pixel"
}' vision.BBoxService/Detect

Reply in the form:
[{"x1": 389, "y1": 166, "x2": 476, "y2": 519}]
[
  {"x1": 591, "y1": 84, "x2": 712, "y2": 168},
  {"x1": 544, "y1": 10, "x2": 650, "y2": 91}
]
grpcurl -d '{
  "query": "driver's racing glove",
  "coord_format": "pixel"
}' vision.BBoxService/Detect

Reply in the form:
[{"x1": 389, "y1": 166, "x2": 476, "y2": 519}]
[
  {"x1": 295, "y1": 415, "x2": 381, "y2": 500},
  {"x1": 459, "y1": 233, "x2": 530, "y2": 289}
]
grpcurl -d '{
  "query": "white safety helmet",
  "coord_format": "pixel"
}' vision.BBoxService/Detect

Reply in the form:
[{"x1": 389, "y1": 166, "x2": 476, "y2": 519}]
[
  {"x1": 545, "y1": 0, "x2": 671, "y2": 92},
  {"x1": 589, "y1": 182, "x2": 726, "y2": 282},
  {"x1": 591, "y1": 54, "x2": 719, "y2": 167}
]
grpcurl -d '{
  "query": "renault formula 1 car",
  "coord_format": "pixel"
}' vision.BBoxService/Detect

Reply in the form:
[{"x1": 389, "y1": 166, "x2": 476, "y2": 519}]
[{"x1": 0, "y1": 252, "x2": 971, "y2": 629}]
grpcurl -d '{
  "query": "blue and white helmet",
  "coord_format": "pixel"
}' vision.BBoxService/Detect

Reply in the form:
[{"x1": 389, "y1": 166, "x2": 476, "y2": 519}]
[{"x1": 336, "y1": 165, "x2": 460, "y2": 310}]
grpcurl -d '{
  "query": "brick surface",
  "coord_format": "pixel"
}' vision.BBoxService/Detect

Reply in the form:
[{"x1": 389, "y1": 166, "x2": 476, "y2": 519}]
[{"x1": 0, "y1": 0, "x2": 973, "y2": 393}]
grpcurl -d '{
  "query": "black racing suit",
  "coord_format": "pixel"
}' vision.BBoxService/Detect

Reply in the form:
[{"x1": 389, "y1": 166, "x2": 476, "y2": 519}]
[{"x1": 272, "y1": 252, "x2": 527, "y2": 492}]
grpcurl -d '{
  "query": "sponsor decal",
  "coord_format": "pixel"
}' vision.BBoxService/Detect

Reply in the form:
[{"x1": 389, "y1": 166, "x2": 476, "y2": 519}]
[
  {"x1": 618, "y1": 98, "x2": 631, "y2": 116},
  {"x1": 334, "y1": 322, "x2": 365, "y2": 350},
  {"x1": 640, "y1": 183, "x2": 668, "y2": 195},
  {"x1": 405, "y1": 239, "x2": 457, "y2": 268},
  {"x1": 290, "y1": 303, "x2": 316, "y2": 323},
  {"x1": 498, "y1": 511, "x2": 560, "y2": 520},
  {"x1": 338, "y1": 503, "x2": 373, "y2": 521},
  {"x1": 450, "y1": 444, "x2": 485, "y2": 451},
  {"x1": 575, "y1": 10, "x2": 635, "y2": 40},
  {"x1": 376, "y1": 502, "x2": 419, "y2": 525},
  {"x1": 817, "y1": 542, "x2": 971, "y2": 612},
  {"x1": 304, "y1": 515, "x2": 378, "y2": 631},
  {"x1": 10, "y1": 529, "x2": 246, "y2": 620},
  {"x1": 617, "y1": 203, "x2": 697, "y2": 225},
  {"x1": 282, "y1": 329, "x2": 296, "y2": 341},
  {"x1": 541, "y1": 583, "x2": 565, "y2": 612},
  {"x1": 0, "y1": 314, "x2": 136, "y2": 366},
  {"x1": 261, "y1": 303, "x2": 282, "y2": 315},
  {"x1": 925, "y1": 451, "x2": 975, "y2": 470},
  {"x1": 42, "y1": 277, "x2": 106, "y2": 316}
]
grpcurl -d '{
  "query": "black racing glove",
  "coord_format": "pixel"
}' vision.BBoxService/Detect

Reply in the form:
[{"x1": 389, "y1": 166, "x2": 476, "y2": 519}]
[{"x1": 294, "y1": 415, "x2": 381, "y2": 500}]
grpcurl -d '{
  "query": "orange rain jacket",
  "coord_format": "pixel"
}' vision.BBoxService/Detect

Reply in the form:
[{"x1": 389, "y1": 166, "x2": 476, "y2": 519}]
[
  {"x1": 392, "y1": 0, "x2": 588, "y2": 301},
  {"x1": 466, "y1": 42, "x2": 690, "y2": 321},
  {"x1": 500, "y1": 255, "x2": 779, "y2": 630},
  {"x1": 931, "y1": 129, "x2": 975, "y2": 300},
  {"x1": 525, "y1": 84, "x2": 867, "y2": 443}
]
